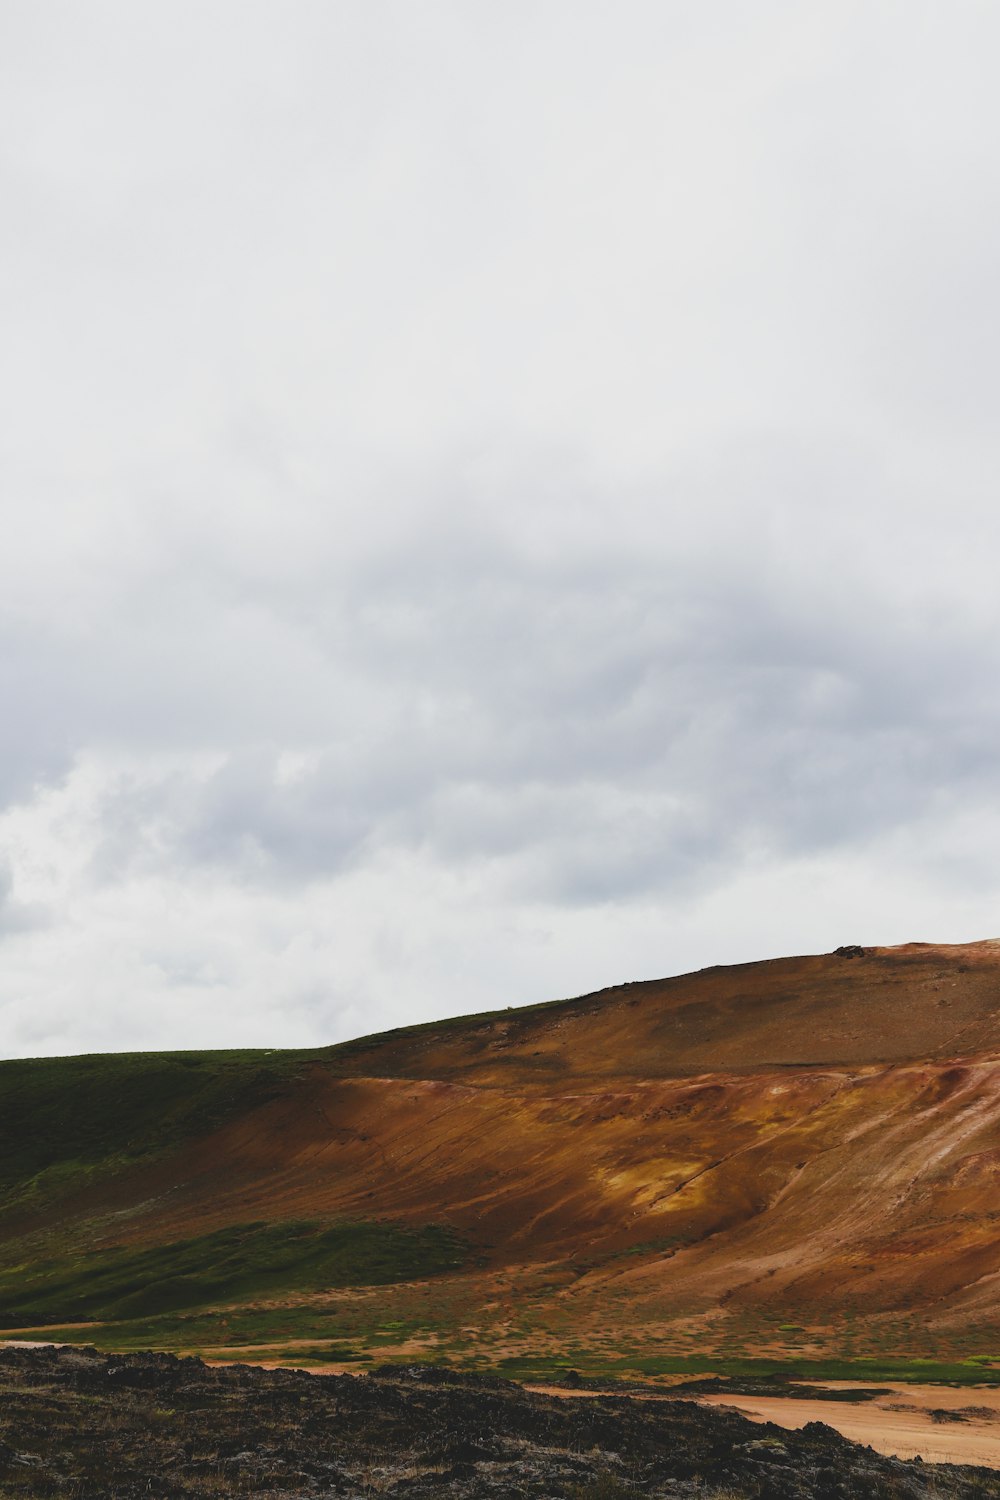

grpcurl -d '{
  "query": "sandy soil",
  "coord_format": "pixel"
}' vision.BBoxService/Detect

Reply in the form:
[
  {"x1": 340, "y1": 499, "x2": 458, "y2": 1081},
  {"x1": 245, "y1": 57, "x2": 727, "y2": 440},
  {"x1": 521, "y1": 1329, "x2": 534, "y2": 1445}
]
[
  {"x1": 523, "y1": 1380, "x2": 1000, "y2": 1468},
  {"x1": 698, "y1": 1384, "x2": 1000, "y2": 1468}
]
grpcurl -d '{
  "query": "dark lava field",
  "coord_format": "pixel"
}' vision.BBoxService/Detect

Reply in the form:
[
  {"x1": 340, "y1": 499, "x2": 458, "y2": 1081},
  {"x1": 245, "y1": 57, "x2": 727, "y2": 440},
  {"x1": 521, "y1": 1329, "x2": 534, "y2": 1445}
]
[{"x1": 2, "y1": 1344, "x2": 1000, "y2": 1499}]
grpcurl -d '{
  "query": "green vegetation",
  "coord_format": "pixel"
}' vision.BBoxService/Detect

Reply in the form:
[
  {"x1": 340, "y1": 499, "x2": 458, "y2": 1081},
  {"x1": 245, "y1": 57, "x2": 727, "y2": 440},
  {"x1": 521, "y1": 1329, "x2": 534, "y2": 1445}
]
[
  {"x1": 617, "y1": 1236, "x2": 683, "y2": 1260},
  {"x1": 488, "y1": 1352, "x2": 1000, "y2": 1386},
  {"x1": 12, "y1": 1316, "x2": 996, "y2": 1391},
  {"x1": 0, "y1": 1219, "x2": 469, "y2": 1326},
  {"x1": 229, "y1": 1343, "x2": 369, "y2": 1366},
  {"x1": 0, "y1": 1049, "x2": 312, "y2": 1214}
]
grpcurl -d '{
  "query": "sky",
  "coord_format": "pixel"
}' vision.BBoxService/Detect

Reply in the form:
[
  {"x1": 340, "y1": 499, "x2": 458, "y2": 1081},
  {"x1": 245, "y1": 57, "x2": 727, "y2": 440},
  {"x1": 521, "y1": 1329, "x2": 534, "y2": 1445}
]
[{"x1": 2, "y1": 2, "x2": 1000, "y2": 1058}]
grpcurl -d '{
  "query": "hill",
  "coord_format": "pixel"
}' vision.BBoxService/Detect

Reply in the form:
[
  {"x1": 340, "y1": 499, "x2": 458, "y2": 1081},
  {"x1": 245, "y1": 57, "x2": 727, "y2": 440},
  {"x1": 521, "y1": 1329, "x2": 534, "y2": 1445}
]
[{"x1": 4, "y1": 940, "x2": 1000, "y2": 1382}]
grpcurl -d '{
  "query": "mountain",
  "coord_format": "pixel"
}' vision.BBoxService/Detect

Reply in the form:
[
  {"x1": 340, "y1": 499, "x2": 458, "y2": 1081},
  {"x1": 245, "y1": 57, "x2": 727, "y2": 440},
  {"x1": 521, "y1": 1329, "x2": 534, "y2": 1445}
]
[{"x1": 3, "y1": 940, "x2": 1000, "y2": 1382}]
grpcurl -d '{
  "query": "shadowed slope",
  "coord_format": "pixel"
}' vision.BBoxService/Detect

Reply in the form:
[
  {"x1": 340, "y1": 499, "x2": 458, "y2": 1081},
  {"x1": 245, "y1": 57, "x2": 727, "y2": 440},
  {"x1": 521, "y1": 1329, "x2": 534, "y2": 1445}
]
[{"x1": 4, "y1": 940, "x2": 1000, "y2": 1374}]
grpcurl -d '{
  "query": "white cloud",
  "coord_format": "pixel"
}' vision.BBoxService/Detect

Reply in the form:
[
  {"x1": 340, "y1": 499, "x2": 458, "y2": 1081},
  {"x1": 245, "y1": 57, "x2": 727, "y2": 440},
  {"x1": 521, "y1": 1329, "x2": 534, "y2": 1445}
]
[{"x1": 2, "y1": 2, "x2": 1000, "y2": 1055}]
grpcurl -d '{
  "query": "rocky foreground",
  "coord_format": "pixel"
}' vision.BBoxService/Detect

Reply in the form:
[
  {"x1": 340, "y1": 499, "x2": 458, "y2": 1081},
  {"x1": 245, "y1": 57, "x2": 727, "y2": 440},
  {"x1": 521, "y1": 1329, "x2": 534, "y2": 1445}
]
[{"x1": 2, "y1": 1346, "x2": 1000, "y2": 1499}]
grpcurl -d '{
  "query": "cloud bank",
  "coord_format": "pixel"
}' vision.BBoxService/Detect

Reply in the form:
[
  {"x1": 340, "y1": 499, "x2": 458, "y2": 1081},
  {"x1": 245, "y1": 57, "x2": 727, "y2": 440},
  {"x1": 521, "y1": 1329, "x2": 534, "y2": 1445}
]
[{"x1": 2, "y1": 2, "x2": 1000, "y2": 1055}]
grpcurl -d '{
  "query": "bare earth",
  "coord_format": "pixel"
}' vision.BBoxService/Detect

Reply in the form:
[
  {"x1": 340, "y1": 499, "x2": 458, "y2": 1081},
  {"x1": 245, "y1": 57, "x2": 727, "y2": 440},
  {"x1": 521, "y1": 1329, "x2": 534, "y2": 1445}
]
[
  {"x1": 523, "y1": 1380, "x2": 1000, "y2": 1469},
  {"x1": 699, "y1": 1383, "x2": 1000, "y2": 1468}
]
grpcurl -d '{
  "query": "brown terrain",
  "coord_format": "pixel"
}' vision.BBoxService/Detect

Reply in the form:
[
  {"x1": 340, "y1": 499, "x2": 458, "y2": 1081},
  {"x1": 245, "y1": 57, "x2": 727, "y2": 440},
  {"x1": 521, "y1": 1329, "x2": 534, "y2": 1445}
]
[
  {"x1": 698, "y1": 1382, "x2": 1000, "y2": 1469},
  {"x1": 5, "y1": 940, "x2": 1000, "y2": 1388}
]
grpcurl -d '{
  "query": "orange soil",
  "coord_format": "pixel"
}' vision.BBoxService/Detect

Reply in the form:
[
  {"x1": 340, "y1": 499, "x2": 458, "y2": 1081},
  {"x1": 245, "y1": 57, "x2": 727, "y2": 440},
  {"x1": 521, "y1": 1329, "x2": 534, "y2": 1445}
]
[
  {"x1": 699, "y1": 1384, "x2": 1000, "y2": 1468},
  {"x1": 527, "y1": 1381, "x2": 1000, "y2": 1469}
]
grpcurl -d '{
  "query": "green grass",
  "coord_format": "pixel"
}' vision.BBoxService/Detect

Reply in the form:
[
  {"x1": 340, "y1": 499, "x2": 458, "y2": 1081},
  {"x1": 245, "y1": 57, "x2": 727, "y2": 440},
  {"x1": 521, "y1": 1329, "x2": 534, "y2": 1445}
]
[
  {"x1": 7, "y1": 1314, "x2": 998, "y2": 1390},
  {"x1": 0, "y1": 1306, "x2": 345, "y2": 1352},
  {"x1": 488, "y1": 1352, "x2": 1000, "y2": 1386},
  {"x1": 0, "y1": 1049, "x2": 315, "y2": 1215},
  {"x1": 220, "y1": 1344, "x2": 370, "y2": 1366},
  {"x1": 0, "y1": 1219, "x2": 469, "y2": 1326}
]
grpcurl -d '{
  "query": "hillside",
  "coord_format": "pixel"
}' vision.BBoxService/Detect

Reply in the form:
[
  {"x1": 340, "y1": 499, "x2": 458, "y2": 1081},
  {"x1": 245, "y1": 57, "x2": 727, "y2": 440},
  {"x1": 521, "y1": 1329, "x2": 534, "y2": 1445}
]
[{"x1": 4, "y1": 940, "x2": 1000, "y2": 1381}]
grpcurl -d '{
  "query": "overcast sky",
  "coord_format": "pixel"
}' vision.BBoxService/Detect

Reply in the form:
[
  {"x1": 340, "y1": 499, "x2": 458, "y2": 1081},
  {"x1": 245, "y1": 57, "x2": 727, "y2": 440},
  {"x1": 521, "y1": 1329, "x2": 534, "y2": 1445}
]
[{"x1": 2, "y1": 2, "x2": 1000, "y2": 1058}]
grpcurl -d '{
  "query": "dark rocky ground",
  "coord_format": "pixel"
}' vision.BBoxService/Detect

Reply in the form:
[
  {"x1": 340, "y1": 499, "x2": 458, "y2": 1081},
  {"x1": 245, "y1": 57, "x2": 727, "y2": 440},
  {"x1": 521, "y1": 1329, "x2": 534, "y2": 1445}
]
[{"x1": 2, "y1": 1345, "x2": 1000, "y2": 1500}]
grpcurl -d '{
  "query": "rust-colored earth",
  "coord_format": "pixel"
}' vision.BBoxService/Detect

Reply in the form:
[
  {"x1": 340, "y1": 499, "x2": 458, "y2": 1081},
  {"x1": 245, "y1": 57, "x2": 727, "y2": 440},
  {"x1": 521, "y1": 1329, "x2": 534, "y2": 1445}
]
[{"x1": 6, "y1": 940, "x2": 1000, "y2": 1372}]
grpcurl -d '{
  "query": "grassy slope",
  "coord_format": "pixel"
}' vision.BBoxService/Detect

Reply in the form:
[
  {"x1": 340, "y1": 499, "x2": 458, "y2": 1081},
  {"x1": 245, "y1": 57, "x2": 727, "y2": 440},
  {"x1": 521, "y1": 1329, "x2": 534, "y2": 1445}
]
[
  {"x1": 0, "y1": 1048, "x2": 307, "y2": 1216},
  {"x1": 6, "y1": 941, "x2": 1000, "y2": 1378},
  {"x1": 0, "y1": 1220, "x2": 468, "y2": 1323}
]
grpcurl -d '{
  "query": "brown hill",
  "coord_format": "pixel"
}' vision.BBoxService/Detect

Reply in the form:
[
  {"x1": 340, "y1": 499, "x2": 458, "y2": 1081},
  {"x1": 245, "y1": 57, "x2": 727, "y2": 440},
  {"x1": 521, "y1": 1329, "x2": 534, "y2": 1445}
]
[{"x1": 4, "y1": 939, "x2": 1000, "y2": 1378}]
